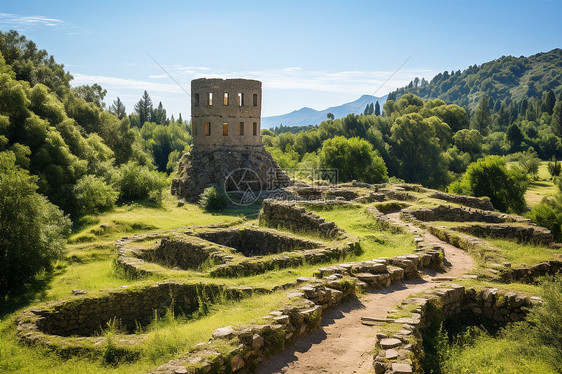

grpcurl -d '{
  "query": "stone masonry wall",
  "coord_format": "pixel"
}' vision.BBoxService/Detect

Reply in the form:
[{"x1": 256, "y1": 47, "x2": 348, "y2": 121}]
[
  {"x1": 406, "y1": 205, "x2": 522, "y2": 223},
  {"x1": 454, "y1": 223, "x2": 554, "y2": 245},
  {"x1": 430, "y1": 191, "x2": 495, "y2": 211},
  {"x1": 18, "y1": 282, "x2": 262, "y2": 338},
  {"x1": 372, "y1": 285, "x2": 540, "y2": 374},
  {"x1": 259, "y1": 199, "x2": 345, "y2": 239}
]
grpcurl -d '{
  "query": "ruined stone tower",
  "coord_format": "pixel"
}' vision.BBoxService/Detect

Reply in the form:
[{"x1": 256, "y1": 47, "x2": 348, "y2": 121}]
[{"x1": 171, "y1": 78, "x2": 290, "y2": 202}]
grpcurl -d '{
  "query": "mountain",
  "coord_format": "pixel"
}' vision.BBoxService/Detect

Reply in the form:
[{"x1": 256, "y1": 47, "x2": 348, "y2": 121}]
[
  {"x1": 262, "y1": 94, "x2": 387, "y2": 129},
  {"x1": 389, "y1": 48, "x2": 562, "y2": 110}
]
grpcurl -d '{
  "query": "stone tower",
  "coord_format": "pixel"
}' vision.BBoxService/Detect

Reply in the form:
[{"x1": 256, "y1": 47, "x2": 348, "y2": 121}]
[{"x1": 171, "y1": 78, "x2": 290, "y2": 202}]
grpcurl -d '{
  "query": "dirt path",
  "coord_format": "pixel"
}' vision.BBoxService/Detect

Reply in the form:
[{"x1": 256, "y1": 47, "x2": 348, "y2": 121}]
[{"x1": 257, "y1": 213, "x2": 474, "y2": 374}]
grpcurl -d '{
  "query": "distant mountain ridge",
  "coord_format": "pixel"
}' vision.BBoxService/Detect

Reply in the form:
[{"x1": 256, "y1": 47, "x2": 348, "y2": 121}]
[{"x1": 262, "y1": 94, "x2": 387, "y2": 129}]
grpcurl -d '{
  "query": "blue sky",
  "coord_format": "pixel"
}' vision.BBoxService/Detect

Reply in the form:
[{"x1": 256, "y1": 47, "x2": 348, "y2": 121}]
[{"x1": 1, "y1": 0, "x2": 560, "y2": 118}]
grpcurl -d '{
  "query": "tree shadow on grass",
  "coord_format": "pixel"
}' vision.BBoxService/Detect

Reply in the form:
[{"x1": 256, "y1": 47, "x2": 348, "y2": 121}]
[{"x1": 0, "y1": 268, "x2": 59, "y2": 319}]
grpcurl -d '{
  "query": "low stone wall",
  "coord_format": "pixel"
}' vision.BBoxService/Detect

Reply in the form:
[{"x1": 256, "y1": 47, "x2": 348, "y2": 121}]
[
  {"x1": 500, "y1": 260, "x2": 562, "y2": 283},
  {"x1": 146, "y1": 236, "x2": 230, "y2": 270},
  {"x1": 372, "y1": 285, "x2": 540, "y2": 373},
  {"x1": 151, "y1": 249, "x2": 444, "y2": 373},
  {"x1": 259, "y1": 199, "x2": 345, "y2": 239},
  {"x1": 406, "y1": 205, "x2": 522, "y2": 224},
  {"x1": 429, "y1": 191, "x2": 495, "y2": 211},
  {"x1": 454, "y1": 223, "x2": 553, "y2": 246},
  {"x1": 208, "y1": 242, "x2": 361, "y2": 278},
  {"x1": 151, "y1": 279, "x2": 356, "y2": 374},
  {"x1": 196, "y1": 228, "x2": 320, "y2": 256},
  {"x1": 15, "y1": 282, "x2": 267, "y2": 357}
]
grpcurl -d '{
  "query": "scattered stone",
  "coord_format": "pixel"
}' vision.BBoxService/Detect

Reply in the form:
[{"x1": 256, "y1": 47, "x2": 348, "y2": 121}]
[
  {"x1": 392, "y1": 362, "x2": 413, "y2": 373},
  {"x1": 385, "y1": 349, "x2": 399, "y2": 359},
  {"x1": 380, "y1": 338, "x2": 402, "y2": 349},
  {"x1": 212, "y1": 326, "x2": 235, "y2": 339}
]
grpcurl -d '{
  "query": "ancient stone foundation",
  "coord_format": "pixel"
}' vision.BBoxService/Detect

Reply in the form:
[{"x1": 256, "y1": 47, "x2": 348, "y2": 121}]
[
  {"x1": 171, "y1": 146, "x2": 290, "y2": 203},
  {"x1": 372, "y1": 285, "x2": 540, "y2": 374}
]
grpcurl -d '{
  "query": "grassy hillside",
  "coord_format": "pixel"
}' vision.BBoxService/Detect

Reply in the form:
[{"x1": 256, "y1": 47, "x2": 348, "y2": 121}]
[{"x1": 389, "y1": 48, "x2": 562, "y2": 110}]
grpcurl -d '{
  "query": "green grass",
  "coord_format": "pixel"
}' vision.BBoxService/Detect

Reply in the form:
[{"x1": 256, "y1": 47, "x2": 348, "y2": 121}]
[
  {"x1": 307, "y1": 204, "x2": 416, "y2": 259},
  {"x1": 437, "y1": 330, "x2": 558, "y2": 374},
  {"x1": 524, "y1": 161, "x2": 558, "y2": 207},
  {"x1": 0, "y1": 290, "x2": 292, "y2": 374},
  {"x1": 488, "y1": 238, "x2": 561, "y2": 266},
  {"x1": 69, "y1": 191, "x2": 244, "y2": 244}
]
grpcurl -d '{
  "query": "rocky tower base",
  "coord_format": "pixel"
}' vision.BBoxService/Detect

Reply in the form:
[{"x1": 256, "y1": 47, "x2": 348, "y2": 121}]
[{"x1": 171, "y1": 145, "x2": 291, "y2": 202}]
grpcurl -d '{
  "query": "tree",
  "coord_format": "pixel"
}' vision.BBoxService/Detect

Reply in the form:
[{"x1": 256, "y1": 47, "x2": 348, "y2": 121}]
[
  {"x1": 448, "y1": 155, "x2": 528, "y2": 213},
  {"x1": 72, "y1": 84, "x2": 107, "y2": 109},
  {"x1": 374, "y1": 101, "x2": 381, "y2": 116},
  {"x1": 506, "y1": 123, "x2": 524, "y2": 150},
  {"x1": 543, "y1": 90, "x2": 556, "y2": 115},
  {"x1": 327, "y1": 112, "x2": 335, "y2": 121},
  {"x1": 552, "y1": 101, "x2": 562, "y2": 137},
  {"x1": 0, "y1": 152, "x2": 70, "y2": 297},
  {"x1": 547, "y1": 157, "x2": 561, "y2": 179},
  {"x1": 152, "y1": 101, "x2": 167, "y2": 125},
  {"x1": 390, "y1": 113, "x2": 449, "y2": 187},
  {"x1": 470, "y1": 94, "x2": 491, "y2": 135},
  {"x1": 319, "y1": 136, "x2": 388, "y2": 184},
  {"x1": 109, "y1": 97, "x2": 126, "y2": 119},
  {"x1": 134, "y1": 90, "x2": 153, "y2": 126}
]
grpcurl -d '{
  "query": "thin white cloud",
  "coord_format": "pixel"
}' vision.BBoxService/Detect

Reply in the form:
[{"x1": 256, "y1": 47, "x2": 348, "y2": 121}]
[
  {"x1": 72, "y1": 73, "x2": 186, "y2": 94},
  {"x1": 155, "y1": 66, "x2": 436, "y2": 95},
  {"x1": 0, "y1": 13, "x2": 66, "y2": 29},
  {"x1": 71, "y1": 66, "x2": 435, "y2": 107}
]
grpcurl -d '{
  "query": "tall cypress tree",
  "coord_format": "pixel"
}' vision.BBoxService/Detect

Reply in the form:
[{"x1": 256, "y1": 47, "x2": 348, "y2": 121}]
[{"x1": 374, "y1": 101, "x2": 381, "y2": 116}]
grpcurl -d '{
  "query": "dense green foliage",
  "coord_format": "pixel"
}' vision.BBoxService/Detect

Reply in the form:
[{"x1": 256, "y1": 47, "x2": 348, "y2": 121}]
[
  {"x1": 0, "y1": 30, "x2": 191, "y2": 220},
  {"x1": 319, "y1": 136, "x2": 387, "y2": 183},
  {"x1": 389, "y1": 48, "x2": 562, "y2": 110},
  {"x1": 448, "y1": 156, "x2": 528, "y2": 213},
  {"x1": 199, "y1": 186, "x2": 229, "y2": 212},
  {"x1": 0, "y1": 152, "x2": 71, "y2": 296},
  {"x1": 113, "y1": 162, "x2": 167, "y2": 203}
]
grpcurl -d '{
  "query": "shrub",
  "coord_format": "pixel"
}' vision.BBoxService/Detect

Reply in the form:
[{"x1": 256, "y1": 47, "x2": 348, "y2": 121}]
[
  {"x1": 527, "y1": 197, "x2": 562, "y2": 240},
  {"x1": 448, "y1": 155, "x2": 528, "y2": 213},
  {"x1": 114, "y1": 162, "x2": 167, "y2": 203},
  {"x1": 547, "y1": 157, "x2": 561, "y2": 179},
  {"x1": 74, "y1": 175, "x2": 118, "y2": 215},
  {"x1": 0, "y1": 151, "x2": 71, "y2": 297},
  {"x1": 199, "y1": 186, "x2": 229, "y2": 211}
]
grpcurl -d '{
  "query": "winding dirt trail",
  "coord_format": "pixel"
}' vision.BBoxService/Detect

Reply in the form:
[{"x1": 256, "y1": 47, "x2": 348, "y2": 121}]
[{"x1": 257, "y1": 213, "x2": 474, "y2": 374}]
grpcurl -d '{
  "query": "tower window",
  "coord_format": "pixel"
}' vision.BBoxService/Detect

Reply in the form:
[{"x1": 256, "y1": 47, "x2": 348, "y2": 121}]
[
  {"x1": 222, "y1": 122, "x2": 228, "y2": 136},
  {"x1": 238, "y1": 93, "x2": 244, "y2": 106},
  {"x1": 193, "y1": 122, "x2": 198, "y2": 136},
  {"x1": 204, "y1": 122, "x2": 211, "y2": 136},
  {"x1": 223, "y1": 92, "x2": 229, "y2": 106},
  {"x1": 208, "y1": 92, "x2": 213, "y2": 106},
  {"x1": 253, "y1": 94, "x2": 258, "y2": 106},
  {"x1": 194, "y1": 93, "x2": 199, "y2": 106},
  {"x1": 253, "y1": 122, "x2": 258, "y2": 136},
  {"x1": 239, "y1": 122, "x2": 244, "y2": 136}
]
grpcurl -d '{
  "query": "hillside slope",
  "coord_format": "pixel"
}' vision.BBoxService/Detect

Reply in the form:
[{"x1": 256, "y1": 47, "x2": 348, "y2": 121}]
[{"x1": 389, "y1": 48, "x2": 562, "y2": 110}]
